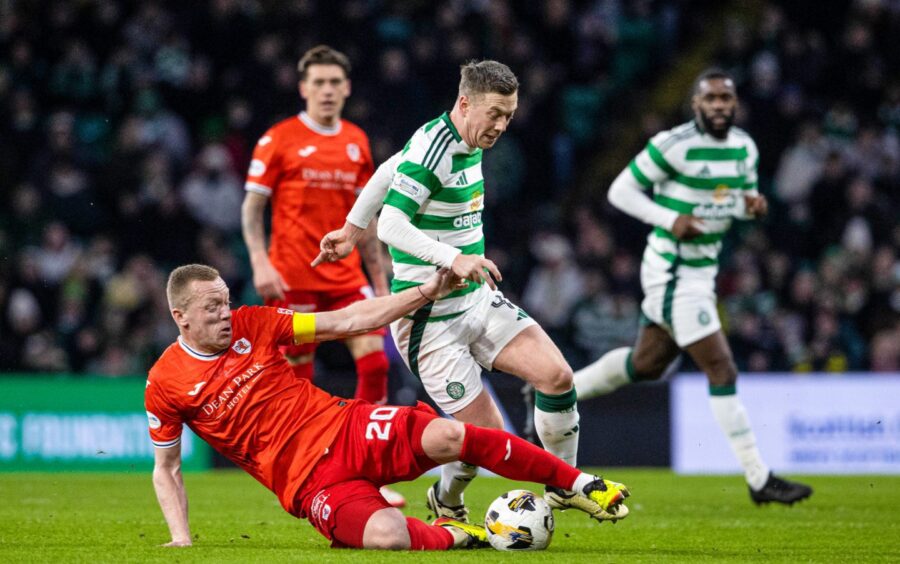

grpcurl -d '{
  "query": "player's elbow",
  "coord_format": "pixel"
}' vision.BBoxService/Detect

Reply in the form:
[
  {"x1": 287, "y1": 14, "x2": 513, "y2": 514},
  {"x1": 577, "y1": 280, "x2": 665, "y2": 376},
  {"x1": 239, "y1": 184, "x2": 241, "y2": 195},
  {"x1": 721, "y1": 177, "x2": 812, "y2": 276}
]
[
  {"x1": 375, "y1": 212, "x2": 393, "y2": 244},
  {"x1": 607, "y1": 173, "x2": 628, "y2": 210},
  {"x1": 345, "y1": 315, "x2": 383, "y2": 338},
  {"x1": 329, "y1": 306, "x2": 382, "y2": 340},
  {"x1": 336, "y1": 319, "x2": 369, "y2": 339},
  {"x1": 376, "y1": 207, "x2": 407, "y2": 247}
]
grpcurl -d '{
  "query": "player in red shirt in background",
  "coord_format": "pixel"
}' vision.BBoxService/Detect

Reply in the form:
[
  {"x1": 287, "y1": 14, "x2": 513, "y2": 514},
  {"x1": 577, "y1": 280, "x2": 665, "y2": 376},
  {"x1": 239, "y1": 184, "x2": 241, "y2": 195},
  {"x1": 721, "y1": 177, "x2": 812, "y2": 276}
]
[
  {"x1": 147, "y1": 264, "x2": 630, "y2": 550},
  {"x1": 241, "y1": 45, "x2": 390, "y2": 405}
]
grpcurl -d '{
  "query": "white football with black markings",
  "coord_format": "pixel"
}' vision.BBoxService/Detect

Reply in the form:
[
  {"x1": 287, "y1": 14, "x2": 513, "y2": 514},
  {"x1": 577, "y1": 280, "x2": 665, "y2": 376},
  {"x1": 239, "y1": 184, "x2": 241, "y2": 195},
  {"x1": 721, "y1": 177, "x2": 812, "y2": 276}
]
[{"x1": 485, "y1": 489, "x2": 554, "y2": 551}]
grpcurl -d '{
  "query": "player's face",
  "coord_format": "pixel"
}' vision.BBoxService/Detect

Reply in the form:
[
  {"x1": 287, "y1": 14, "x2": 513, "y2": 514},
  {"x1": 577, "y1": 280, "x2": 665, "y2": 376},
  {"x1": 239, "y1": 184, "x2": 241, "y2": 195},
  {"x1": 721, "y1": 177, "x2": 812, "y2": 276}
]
[
  {"x1": 692, "y1": 78, "x2": 737, "y2": 139},
  {"x1": 300, "y1": 64, "x2": 350, "y2": 126},
  {"x1": 461, "y1": 91, "x2": 517, "y2": 149},
  {"x1": 176, "y1": 278, "x2": 232, "y2": 354}
]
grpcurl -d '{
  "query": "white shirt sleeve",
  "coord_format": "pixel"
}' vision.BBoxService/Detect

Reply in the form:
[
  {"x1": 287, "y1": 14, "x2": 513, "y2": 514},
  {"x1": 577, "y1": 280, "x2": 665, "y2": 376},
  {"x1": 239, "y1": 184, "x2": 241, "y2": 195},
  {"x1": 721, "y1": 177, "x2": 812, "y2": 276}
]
[
  {"x1": 607, "y1": 167, "x2": 680, "y2": 230},
  {"x1": 346, "y1": 152, "x2": 402, "y2": 229},
  {"x1": 377, "y1": 206, "x2": 461, "y2": 268},
  {"x1": 733, "y1": 139, "x2": 759, "y2": 220}
]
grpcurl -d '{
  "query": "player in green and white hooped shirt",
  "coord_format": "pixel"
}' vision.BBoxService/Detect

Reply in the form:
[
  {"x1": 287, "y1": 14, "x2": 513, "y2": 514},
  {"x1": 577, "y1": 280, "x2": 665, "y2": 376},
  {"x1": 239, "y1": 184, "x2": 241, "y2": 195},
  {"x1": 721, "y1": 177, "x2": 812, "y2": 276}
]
[
  {"x1": 575, "y1": 69, "x2": 812, "y2": 505},
  {"x1": 313, "y1": 61, "x2": 628, "y2": 523}
]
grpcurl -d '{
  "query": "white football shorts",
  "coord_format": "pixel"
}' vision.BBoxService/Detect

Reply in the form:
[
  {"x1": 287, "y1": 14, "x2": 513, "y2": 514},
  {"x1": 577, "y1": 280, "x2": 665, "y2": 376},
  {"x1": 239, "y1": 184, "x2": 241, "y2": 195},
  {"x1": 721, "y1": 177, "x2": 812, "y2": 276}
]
[{"x1": 390, "y1": 288, "x2": 536, "y2": 414}]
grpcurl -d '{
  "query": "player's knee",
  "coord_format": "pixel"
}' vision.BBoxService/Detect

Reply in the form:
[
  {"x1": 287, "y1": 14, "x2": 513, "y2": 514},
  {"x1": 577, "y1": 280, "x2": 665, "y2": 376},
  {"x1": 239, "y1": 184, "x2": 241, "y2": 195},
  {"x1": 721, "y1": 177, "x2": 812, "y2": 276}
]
[
  {"x1": 421, "y1": 419, "x2": 466, "y2": 462},
  {"x1": 631, "y1": 355, "x2": 666, "y2": 381},
  {"x1": 366, "y1": 530, "x2": 410, "y2": 551},
  {"x1": 538, "y1": 363, "x2": 574, "y2": 394},
  {"x1": 363, "y1": 510, "x2": 410, "y2": 550},
  {"x1": 439, "y1": 420, "x2": 466, "y2": 452},
  {"x1": 705, "y1": 354, "x2": 737, "y2": 386}
]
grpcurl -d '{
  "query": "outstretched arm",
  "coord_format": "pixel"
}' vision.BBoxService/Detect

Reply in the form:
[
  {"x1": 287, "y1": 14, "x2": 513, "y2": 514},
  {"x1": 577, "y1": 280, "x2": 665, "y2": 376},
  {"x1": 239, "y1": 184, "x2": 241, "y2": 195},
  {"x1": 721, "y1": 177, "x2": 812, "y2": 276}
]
[
  {"x1": 152, "y1": 444, "x2": 191, "y2": 547},
  {"x1": 294, "y1": 269, "x2": 465, "y2": 342},
  {"x1": 347, "y1": 152, "x2": 401, "y2": 229},
  {"x1": 312, "y1": 152, "x2": 402, "y2": 267},
  {"x1": 377, "y1": 206, "x2": 460, "y2": 268},
  {"x1": 378, "y1": 206, "x2": 501, "y2": 289}
]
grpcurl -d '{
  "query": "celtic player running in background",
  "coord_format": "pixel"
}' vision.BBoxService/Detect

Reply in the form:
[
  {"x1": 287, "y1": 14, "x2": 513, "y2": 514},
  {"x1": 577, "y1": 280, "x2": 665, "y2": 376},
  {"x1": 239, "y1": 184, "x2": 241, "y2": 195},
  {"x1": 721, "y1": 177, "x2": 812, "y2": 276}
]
[
  {"x1": 574, "y1": 69, "x2": 812, "y2": 505},
  {"x1": 315, "y1": 61, "x2": 624, "y2": 523}
]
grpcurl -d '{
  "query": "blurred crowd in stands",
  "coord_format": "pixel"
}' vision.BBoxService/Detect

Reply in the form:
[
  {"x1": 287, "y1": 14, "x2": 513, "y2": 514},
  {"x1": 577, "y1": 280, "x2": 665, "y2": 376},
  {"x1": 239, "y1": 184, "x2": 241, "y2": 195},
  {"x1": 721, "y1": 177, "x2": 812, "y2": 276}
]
[{"x1": 0, "y1": 0, "x2": 897, "y2": 379}]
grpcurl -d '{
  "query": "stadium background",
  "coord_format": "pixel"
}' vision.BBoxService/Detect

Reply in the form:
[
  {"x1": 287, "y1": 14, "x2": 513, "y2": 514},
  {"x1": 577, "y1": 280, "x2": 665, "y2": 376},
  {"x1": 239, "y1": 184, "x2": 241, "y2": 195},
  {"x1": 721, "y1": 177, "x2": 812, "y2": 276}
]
[{"x1": 0, "y1": 0, "x2": 897, "y2": 471}]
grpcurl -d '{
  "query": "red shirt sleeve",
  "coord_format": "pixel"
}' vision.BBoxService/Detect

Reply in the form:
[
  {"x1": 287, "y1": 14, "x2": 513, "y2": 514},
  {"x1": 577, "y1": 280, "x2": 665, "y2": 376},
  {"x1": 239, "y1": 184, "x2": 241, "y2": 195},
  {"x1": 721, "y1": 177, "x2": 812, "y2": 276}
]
[
  {"x1": 145, "y1": 373, "x2": 184, "y2": 449},
  {"x1": 245, "y1": 129, "x2": 283, "y2": 197},
  {"x1": 241, "y1": 305, "x2": 296, "y2": 347}
]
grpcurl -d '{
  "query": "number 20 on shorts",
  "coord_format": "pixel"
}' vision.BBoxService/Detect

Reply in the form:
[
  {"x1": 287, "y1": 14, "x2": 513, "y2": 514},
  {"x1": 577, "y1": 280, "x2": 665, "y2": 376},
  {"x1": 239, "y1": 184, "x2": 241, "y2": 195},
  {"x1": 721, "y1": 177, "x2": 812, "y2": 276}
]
[{"x1": 365, "y1": 407, "x2": 398, "y2": 441}]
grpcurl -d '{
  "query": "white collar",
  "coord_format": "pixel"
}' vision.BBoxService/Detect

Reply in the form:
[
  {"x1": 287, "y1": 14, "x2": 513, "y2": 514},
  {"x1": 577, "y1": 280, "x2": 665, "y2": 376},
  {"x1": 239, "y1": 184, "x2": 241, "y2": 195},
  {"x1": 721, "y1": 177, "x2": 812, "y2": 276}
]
[
  {"x1": 299, "y1": 112, "x2": 342, "y2": 136},
  {"x1": 178, "y1": 336, "x2": 226, "y2": 361}
]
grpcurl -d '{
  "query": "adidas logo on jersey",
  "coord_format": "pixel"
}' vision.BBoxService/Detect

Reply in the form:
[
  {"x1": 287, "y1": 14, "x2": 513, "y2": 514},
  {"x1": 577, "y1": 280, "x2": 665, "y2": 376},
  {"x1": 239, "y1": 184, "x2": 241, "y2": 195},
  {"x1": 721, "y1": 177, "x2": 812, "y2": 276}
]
[{"x1": 698, "y1": 165, "x2": 712, "y2": 178}]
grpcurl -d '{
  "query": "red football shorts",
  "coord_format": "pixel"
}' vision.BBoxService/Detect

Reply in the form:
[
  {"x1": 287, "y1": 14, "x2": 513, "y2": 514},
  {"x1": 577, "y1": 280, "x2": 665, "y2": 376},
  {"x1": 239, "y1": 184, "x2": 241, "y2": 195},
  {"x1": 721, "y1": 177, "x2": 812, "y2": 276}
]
[
  {"x1": 294, "y1": 402, "x2": 440, "y2": 547},
  {"x1": 267, "y1": 286, "x2": 386, "y2": 357}
]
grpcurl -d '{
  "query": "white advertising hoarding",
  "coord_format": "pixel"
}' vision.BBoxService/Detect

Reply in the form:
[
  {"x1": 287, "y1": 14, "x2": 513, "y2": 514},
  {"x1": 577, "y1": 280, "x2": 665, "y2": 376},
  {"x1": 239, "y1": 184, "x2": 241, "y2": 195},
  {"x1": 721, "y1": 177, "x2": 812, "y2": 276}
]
[{"x1": 672, "y1": 374, "x2": 900, "y2": 474}]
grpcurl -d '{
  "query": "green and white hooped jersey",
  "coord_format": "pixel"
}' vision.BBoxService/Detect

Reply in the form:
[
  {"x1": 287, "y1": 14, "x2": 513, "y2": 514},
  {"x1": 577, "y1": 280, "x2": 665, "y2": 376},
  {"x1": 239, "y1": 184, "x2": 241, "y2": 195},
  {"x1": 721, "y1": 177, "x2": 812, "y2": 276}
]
[
  {"x1": 629, "y1": 120, "x2": 759, "y2": 281},
  {"x1": 383, "y1": 112, "x2": 487, "y2": 319}
]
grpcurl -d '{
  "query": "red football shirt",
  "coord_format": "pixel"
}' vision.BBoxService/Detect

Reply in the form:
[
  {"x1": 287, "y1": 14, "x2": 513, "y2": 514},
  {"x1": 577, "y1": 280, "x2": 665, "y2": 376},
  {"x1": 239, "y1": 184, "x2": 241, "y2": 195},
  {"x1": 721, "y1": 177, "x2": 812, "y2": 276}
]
[
  {"x1": 145, "y1": 306, "x2": 355, "y2": 513},
  {"x1": 245, "y1": 112, "x2": 374, "y2": 291}
]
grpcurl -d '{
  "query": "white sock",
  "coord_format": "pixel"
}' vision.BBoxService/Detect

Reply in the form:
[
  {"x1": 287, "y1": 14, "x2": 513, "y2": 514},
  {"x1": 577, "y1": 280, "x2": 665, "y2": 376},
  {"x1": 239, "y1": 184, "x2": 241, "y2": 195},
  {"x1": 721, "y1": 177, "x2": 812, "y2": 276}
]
[
  {"x1": 709, "y1": 393, "x2": 770, "y2": 490},
  {"x1": 438, "y1": 461, "x2": 478, "y2": 506},
  {"x1": 534, "y1": 405, "x2": 580, "y2": 467},
  {"x1": 571, "y1": 472, "x2": 596, "y2": 493},
  {"x1": 573, "y1": 347, "x2": 632, "y2": 400}
]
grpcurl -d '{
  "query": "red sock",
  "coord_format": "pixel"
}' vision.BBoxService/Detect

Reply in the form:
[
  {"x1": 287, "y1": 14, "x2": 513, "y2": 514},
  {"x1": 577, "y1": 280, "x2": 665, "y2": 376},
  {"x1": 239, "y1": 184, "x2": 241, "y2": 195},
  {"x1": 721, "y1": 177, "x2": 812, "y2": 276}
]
[
  {"x1": 405, "y1": 517, "x2": 453, "y2": 550},
  {"x1": 290, "y1": 362, "x2": 314, "y2": 381},
  {"x1": 460, "y1": 423, "x2": 580, "y2": 491},
  {"x1": 354, "y1": 351, "x2": 389, "y2": 404}
]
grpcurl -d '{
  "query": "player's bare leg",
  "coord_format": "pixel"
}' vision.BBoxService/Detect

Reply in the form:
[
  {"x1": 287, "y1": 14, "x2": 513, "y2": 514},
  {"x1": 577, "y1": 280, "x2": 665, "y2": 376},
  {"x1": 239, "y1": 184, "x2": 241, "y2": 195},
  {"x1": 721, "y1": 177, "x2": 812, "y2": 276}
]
[
  {"x1": 362, "y1": 508, "x2": 411, "y2": 549},
  {"x1": 494, "y1": 326, "x2": 578, "y2": 465},
  {"x1": 684, "y1": 331, "x2": 812, "y2": 504},
  {"x1": 574, "y1": 324, "x2": 680, "y2": 399},
  {"x1": 361, "y1": 506, "x2": 483, "y2": 550}
]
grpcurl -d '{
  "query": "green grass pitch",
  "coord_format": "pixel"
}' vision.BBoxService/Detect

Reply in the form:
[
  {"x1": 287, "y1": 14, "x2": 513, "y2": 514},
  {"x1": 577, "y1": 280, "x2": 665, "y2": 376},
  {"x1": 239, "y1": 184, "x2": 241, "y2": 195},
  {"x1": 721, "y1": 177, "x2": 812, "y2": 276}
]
[{"x1": 1, "y1": 469, "x2": 898, "y2": 562}]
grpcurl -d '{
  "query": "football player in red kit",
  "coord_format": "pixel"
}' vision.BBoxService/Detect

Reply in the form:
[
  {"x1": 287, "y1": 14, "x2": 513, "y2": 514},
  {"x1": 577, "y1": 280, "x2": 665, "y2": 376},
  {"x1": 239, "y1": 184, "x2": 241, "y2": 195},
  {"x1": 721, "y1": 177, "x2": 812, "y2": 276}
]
[
  {"x1": 241, "y1": 45, "x2": 389, "y2": 406},
  {"x1": 147, "y1": 264, "x2": 630, "y2": 550}
]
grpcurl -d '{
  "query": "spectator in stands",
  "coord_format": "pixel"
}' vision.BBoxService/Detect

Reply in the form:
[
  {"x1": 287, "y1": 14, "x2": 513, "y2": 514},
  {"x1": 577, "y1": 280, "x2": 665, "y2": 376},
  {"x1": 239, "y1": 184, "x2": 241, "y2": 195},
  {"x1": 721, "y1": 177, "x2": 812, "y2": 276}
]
[
  {"x1": 0, "y1": 0, "x2": 895, "y2": 376},
  {"x1": 180, "y1": 144, "x2": 243, "y2": 234}
]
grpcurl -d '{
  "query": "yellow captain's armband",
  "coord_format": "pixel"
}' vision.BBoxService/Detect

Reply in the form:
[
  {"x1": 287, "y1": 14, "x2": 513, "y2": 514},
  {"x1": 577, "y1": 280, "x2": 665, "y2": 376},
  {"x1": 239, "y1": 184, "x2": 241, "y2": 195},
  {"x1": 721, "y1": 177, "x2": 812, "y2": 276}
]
[{"x1": 292, "y1": 313, "x2": 316, "y2": 344}]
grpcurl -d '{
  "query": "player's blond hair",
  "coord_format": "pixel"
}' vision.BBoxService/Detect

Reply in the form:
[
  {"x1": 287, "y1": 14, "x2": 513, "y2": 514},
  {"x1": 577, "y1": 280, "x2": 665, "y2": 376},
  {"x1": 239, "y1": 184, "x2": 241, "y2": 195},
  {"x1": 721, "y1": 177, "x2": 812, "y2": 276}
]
[
  {"x1": 458, "y1": 60, "x2": 518, "y2": 99},
  {"x1": 298, "y1": 45, "x2": 351, "y2": 80},
  {"x1": 166, "y1": 264, "x2": 221, "y2": 311}
]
